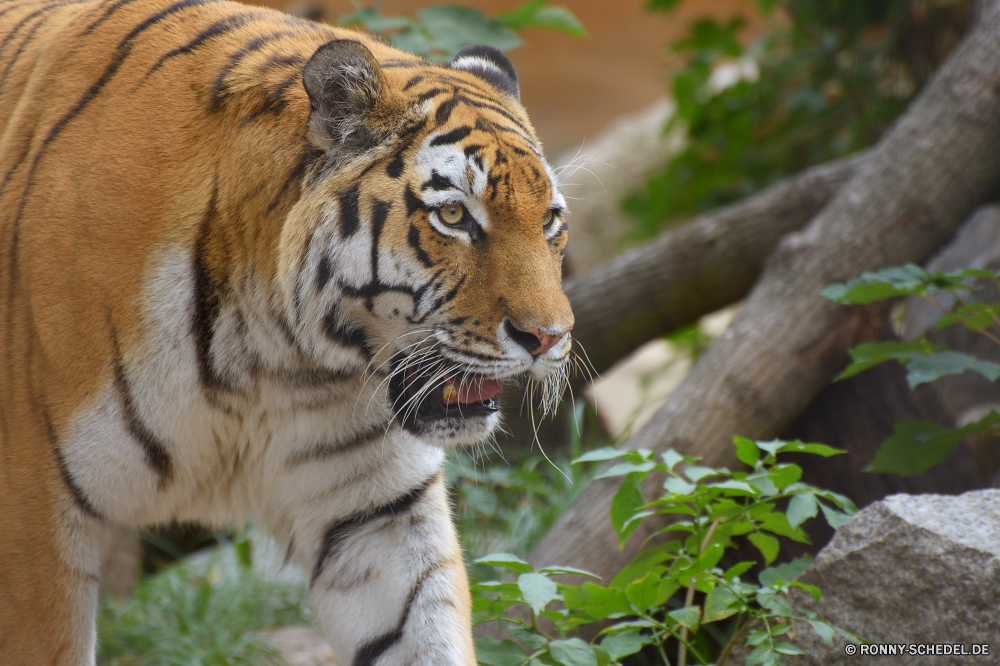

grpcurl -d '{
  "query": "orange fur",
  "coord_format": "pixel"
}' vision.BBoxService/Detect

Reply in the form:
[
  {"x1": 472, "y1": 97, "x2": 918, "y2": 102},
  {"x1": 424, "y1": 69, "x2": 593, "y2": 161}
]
[{"x1": 0, "y1": 0, "x2": 571, "y2": 662}]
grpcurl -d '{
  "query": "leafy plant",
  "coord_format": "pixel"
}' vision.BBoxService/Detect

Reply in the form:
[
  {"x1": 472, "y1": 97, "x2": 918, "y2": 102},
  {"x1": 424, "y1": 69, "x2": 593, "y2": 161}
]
[
  {"x1": 339, "y1": 1, "x2": 587, "y2": 62},
  {"x1": 472, "y1": 438, "x2": 859, "y2": 666},
  {"x1": 98, "y1": 535, "x2": 312, "y2": 666},
  {"x1": 824, "y1": 263, "x2": 1000, "y2": 476},
  {"x1": 625, "y1": 0, "x2": 972, "y2": 238}
]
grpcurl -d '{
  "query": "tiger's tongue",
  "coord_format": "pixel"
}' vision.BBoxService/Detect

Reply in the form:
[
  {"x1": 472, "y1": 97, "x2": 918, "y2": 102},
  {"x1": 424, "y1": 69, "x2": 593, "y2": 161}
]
[{"x1": 442, "y1": 376, "x2": 504, "y2": 405}]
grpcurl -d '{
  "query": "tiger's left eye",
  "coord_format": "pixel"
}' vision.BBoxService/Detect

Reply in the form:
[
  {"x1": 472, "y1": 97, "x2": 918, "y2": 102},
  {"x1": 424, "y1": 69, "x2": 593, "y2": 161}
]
[
  {"x1": 542, "y1": 210, "x2": 555, "y2": 229},
  {"x1": 439, "y1": 203, "x2": 465, "y2": 226}
]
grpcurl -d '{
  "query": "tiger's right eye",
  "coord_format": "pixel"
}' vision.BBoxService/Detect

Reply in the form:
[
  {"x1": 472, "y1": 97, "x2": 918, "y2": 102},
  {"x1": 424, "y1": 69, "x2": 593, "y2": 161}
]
[{"x1": 439, "y1": 203, "x2": 465, "y2": 226}]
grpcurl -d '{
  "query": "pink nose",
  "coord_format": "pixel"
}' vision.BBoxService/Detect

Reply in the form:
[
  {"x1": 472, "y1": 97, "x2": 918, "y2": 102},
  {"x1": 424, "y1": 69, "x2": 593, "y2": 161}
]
[{"x1": 519, "y1": 326, "x2": 570, "y2": 356}]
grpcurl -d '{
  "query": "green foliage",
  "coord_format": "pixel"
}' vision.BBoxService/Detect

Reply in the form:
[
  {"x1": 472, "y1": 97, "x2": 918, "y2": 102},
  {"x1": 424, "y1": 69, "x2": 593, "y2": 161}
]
[
  {"x1": 825, "y1": 264, "x2": 1000, "y2": 476},
  {"x1": 472, "y1": 438, "x2": 858, "y2": 666},
  {"x1": 98, "y1": 538, "x2": 311, "y2": 666},
  {"x1": 339, "y1": 1, "x2": 586, "y2": 62},
  {"x1": 625, "y1": 0, "x2": 972, "y2": 238}
]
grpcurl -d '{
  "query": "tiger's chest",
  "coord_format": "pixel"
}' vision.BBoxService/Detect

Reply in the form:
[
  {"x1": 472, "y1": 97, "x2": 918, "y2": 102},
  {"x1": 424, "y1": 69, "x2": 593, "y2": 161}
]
[{"x1": 58, "y1": 248, "x2": 441, "y2": 527}]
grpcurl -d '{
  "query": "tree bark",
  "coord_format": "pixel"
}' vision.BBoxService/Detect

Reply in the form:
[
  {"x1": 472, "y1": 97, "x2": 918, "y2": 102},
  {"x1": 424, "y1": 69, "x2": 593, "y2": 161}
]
[
  {"x1": 564, "y1": 153, "x2": 865, "y2": 382},
  {"x1": 529, "y1": 1, "x2": 1000, "y2": 580}
]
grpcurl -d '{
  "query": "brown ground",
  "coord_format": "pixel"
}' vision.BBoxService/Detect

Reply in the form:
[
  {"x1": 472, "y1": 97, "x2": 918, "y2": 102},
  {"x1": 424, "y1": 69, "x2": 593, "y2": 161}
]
[{"x1": 260, "y1": 0, "x2": 766, "y2": 153}]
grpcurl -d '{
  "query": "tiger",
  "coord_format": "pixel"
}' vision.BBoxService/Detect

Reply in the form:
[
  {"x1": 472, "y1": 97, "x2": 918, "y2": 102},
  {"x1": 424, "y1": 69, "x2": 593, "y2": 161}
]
[{"x1": 0, "y1": 0, "x2": 574, "y2": 663}]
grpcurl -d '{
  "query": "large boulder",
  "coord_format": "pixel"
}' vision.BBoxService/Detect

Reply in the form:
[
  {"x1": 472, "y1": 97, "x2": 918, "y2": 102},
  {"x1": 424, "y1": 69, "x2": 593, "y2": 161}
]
[{"x1": 786, "y1": 489, "x2": 1000, "y2": 664}]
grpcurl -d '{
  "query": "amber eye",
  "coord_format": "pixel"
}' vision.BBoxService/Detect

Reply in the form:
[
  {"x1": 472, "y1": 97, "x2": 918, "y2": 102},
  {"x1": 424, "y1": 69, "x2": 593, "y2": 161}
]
[
  {"x1": 542, "y1": 209, "x2": 556, "y2": 229},
  {"x1": 439, "y1": 203, "x2": 465, "y2": 226}
]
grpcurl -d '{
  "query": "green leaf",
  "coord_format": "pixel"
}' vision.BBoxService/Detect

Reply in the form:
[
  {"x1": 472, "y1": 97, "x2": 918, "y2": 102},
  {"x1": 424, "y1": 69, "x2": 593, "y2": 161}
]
[
  {"x1": 417, "y1": 6, "x2": 522, "y2": 56},
  {"x1": 866, "y1": 412, "x2": 1000, "y2": 476},
  {"x1": 338, "y1": 8, "x2": 412, "y2": 33},
  {"x1": 776, "y1": 441, "x2": 845, "y2": 457},
  {"x1": 661, "y1": 449, "x2": 686, "y2": 471},
  {"x1": 667, "y1": 605, "x2": 701, "y2": 631},
  {"x1": 496, "y1": 2, "x2": 588, "y2": 37},
  {"x1": 573, "y1": 447, "x2": 625, "y2": 464},
  {"x1": 746, "y1": 471, "x2": 778, "y2": 496},
  {"x1": 767, "y1": 464, "x2": 802, "y2": 490},
  {"x1": 808, "y1": 619, "x2": 836, "y2": 643},
  {"x1": 518, "y1": 573, "x2": 558, "y2": 615},
  {"x1": 734, "y1": 436, "x2": 760, "y2": 467},
  {"x1": 475, "y1": 553, "x2": 534, "y2": 574},
  {"x1": 663, "y1": 477, "x2": 697, "y2": 495},
  {"x1": 508, "y1": 624, "x2": 548, "y2": 650},
  {"x1": 548, "y1": 638, "x2": 597, "y2": 666},
  {"x1": 748, "y1": 533, "x2": 780, "y2": 564},
  {"x1": 758, "y1": 555, "x2": 812, "y2": 587},
  {"x1": 786, "y1": 493, "x2": 818, "y2": 529},
  {"x1": 774, "y1": 642, "x2": 805, "y2": 655},
  {"x1": 702, "y1": 585, "x2": 740, "y2": 622},
  {"x1": 819, "y1": 503, "x2": 851, "y2": 529},
  {"x1": 538, "y1": 565, "x2": 600, "y2": 579},
  {"x1": 596, "y1": 461, "x2": 656, "y2": 479},
  {"x1": 610, "y1": 474, "x2": 645, "y2": 543},
  {"x1": 561, "y1": 583, "x2": 631, "y2": 618},
  {"x1": 823, "y1": 264, "x2": 931, "y2": 304},
  {"x1": 835, "y1": 338, "x2": 940, "y2": 381},
  {"x1": 790, "y1": 581, "x2": 822, "y2": 602},
  {"x1": 599, "y1": 630, "x2": 650, "y2": 661},
  {"x1": 475, "y1": 638, "x2": 528, "y2": 666},
  {"x1": 683, "y1": 465, "x2": 718, "y2": 482},
  {"x1": 723, "y1": 561, "x2": 754, "y2": 580},
  {"x1": 904, "y1": 350, "x2": 1000, "y2": 388},
  {"x1": 624, "y1": 573, "x2": 660, "y2": 612}
]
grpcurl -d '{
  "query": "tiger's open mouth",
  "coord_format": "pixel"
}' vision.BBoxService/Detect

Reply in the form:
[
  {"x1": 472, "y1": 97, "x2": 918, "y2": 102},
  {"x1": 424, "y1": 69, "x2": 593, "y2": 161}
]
[{"x1": 388, "y1": 359, "x2": 505, "y2": 426}]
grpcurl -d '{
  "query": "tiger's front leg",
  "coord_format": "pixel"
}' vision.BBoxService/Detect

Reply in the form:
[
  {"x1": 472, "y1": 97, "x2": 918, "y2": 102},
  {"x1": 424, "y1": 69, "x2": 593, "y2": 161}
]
[{"x1": 260, "y1": 456, "x2": 476, "y2": 666}]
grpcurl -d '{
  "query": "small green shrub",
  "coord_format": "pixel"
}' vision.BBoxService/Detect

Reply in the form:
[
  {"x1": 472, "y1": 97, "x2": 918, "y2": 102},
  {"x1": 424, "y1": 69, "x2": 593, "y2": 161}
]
[
  {"x1": 472, "y1": 438, "x2": 860, "y2": 666},
  {"x1": 97, "y1": 537, "x2": 311, "y2": 666},
  {"x1": 825, "y1": 264, "x2": 1000, "y2": 476}
]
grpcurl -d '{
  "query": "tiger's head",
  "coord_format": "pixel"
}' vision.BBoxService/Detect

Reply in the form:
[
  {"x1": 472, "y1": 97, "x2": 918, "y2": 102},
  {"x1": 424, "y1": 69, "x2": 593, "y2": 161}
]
[{"x1": 282, "y1": 39, "x2": 573, "y2": 447}]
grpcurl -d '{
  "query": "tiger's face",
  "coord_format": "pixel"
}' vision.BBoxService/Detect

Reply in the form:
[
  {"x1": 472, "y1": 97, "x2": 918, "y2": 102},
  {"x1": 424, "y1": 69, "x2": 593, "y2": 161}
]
[{"x1": 285, "y1": 41, "x2": 573, "y2": 446}]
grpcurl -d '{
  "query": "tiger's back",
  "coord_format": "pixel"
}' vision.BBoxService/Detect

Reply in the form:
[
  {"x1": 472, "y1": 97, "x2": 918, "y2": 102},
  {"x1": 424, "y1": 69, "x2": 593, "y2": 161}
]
[{"x1": 1, "y1": 1, "x2": 573, "y2": 663}]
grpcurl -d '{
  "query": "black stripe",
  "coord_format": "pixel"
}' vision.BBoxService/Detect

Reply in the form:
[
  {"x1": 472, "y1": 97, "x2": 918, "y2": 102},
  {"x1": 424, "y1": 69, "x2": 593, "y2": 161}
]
[
  {"x1": 191, "y1": 179, "x2": 230, "y2": 395},
  {"x1": 42, "y1": 407, "x2": 103, "y2": 520},
  {"x1": 311, "y1": 475, "x2": 436, "y2": 585},
  {"x1": 353, "y1": 562, "x2": 445, "y2": 666},
  {"x1": 287, "y1": 422, "x2": 388, "y2": 466},
  {"x1": 339, "y1": 186, "x2": 360, "y2": 237},
  {"x1": 434, "y1": 96, "x2": 459, "y2": 125},
  {"x1": 321, "y1": 308, "x2": 371, "y2": 357},
  {"x1": 316, "y1": 254, "x2": 332, "y2": 290},
  {"x1": 443, "y1": 275, "x2": 465, "y2": 304},
  {"x1": 0, "y1": 1, "x2": 77, "y2": 93},
  {"x1": 407, "y1": 224, "x2": 434, "y2": 268},
  {"x1": 83, "y1": 0, "x2": 143, "y2": 36},
  {"x1": 402, "y1": 74, "x2": 424, "y2": 90},
  {"x1": 144, "y1": 12, "x2": 261, "y2": 78},
  {"x1": 208, "y1": 29, "x2": 301, "y2": 110},
  {"x1": 431, "y1": 125, "x2": 472, "y2": 146},
  {"x1": 403, "y1": 185, "x2": 427, "y2": 216},
  {"x1": 268, "y1": 147, "x2": 317, "y2": 213},
  {"x1": 111, "y1": 331, "x2": 174, "y2": 485},
  {"x1": 370, "y1": 198, "x2": 391, "y2": 260},
  {"x1": 421, "y1": 171, "x2": 456, "y2": 192},
  {"x1": 236, "y1": 72, "x2": 298, "y2": 128}
]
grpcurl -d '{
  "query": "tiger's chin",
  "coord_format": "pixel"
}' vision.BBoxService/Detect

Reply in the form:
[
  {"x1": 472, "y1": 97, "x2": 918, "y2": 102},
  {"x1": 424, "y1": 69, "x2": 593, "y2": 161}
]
[{"x1": 387, "y1": 361, "x2": 508, "y2": 447}]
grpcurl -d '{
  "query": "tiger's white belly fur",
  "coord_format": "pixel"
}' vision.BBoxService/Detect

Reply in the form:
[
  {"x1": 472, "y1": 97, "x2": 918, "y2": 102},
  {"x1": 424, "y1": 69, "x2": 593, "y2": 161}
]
[{"x1": 59, "y1": 248, "x2": 459, "y2": 664}]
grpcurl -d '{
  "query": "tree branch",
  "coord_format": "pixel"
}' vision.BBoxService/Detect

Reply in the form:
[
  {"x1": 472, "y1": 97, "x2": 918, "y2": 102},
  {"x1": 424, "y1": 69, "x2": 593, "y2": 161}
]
[{"x1": 530, "y1": 1, "x2": 1000, "y2": 581}]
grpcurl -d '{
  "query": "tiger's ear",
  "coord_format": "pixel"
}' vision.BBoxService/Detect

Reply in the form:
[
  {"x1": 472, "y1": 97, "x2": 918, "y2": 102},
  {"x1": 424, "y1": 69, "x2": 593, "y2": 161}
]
[
  {"x1": 302, "y1": 39, "x2": 401, "y2": 157},
  {"x1": 448, "y1": 45, "x2": 519, "y2": 100}
]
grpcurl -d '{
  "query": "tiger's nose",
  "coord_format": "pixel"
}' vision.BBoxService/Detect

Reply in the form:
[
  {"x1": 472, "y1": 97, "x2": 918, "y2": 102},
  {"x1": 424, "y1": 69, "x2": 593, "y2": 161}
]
[{"x1": 505, "y1": 320, "x2": 571, "y2": 356}]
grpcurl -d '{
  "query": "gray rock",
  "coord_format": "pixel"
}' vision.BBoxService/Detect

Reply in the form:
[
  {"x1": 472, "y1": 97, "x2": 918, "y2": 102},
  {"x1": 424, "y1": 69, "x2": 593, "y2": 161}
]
[{"x1": 784, "y1": 489, "x2": 1000, "y2": 665}]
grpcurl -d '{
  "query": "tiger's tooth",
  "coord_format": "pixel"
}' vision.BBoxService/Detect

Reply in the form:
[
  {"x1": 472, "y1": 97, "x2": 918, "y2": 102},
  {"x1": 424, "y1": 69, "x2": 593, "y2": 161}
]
[{"x1": 442, "y1": 383, "x2": 458, "y2": 401}]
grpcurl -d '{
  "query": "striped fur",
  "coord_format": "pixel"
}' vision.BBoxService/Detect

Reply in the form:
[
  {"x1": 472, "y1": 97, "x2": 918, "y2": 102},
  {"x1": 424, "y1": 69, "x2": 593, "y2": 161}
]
[{"x1": 0, "y1": 1, "x2": 573, "y2": 664}]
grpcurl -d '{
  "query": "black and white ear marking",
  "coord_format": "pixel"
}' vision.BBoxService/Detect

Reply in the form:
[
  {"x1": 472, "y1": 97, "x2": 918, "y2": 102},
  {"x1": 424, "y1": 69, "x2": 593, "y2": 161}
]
[
  {"x1": 302, "y1": 39, "x2": 392, "y2": 156},
  {"x1": 448, "y1": 45, "x2": 520, "y2": 100}
]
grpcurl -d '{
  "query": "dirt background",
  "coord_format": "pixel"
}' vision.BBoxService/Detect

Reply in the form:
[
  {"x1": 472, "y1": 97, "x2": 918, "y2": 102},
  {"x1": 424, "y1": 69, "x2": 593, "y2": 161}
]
[{"x1": 260, "y1": 0, "x2": 765, "y2": 153}]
